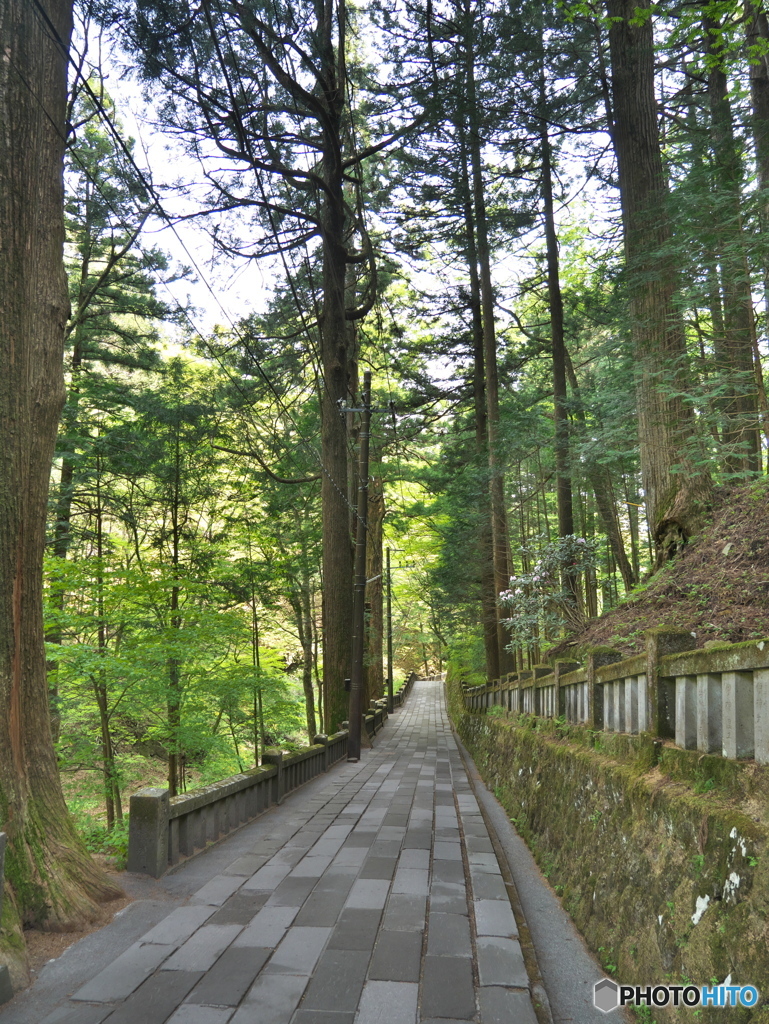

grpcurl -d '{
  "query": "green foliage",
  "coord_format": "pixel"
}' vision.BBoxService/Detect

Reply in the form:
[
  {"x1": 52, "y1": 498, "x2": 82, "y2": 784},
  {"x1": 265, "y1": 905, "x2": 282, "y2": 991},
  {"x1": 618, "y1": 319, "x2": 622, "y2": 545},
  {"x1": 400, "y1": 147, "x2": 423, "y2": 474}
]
[
  {"x1": 67, "y1": 800, "x2": 130, "y2": 868},
  {"x1": 39, "y1": 0, "x2": 769, "y2": 874},
  {"x1": 499, "y1": 535, "x2": 600, "y2": 654}
]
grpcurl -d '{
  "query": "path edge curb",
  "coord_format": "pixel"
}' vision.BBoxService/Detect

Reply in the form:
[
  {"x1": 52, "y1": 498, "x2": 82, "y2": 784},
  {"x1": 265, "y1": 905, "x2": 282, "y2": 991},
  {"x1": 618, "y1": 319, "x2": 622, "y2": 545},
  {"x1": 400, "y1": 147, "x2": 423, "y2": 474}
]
[{"x1": 453, "y1": 730, "x2": 555, "y2": 1024}]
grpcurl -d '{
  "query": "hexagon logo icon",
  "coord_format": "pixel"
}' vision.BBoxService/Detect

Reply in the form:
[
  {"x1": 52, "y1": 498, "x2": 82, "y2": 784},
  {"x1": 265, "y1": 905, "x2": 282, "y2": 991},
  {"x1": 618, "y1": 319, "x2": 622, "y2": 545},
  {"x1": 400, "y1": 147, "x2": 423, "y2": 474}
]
[{"x1": 594, "y1": 978, "x2": 619, "y2": 1013}]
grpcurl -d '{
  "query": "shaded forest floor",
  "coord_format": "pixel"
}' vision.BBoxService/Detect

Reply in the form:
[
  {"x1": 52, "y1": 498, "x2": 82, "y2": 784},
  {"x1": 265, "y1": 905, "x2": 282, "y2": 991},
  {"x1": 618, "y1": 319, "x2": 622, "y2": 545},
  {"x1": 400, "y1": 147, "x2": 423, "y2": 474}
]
[{"x1": 564, "y1": 477, "x2": 769, "y2": 658}]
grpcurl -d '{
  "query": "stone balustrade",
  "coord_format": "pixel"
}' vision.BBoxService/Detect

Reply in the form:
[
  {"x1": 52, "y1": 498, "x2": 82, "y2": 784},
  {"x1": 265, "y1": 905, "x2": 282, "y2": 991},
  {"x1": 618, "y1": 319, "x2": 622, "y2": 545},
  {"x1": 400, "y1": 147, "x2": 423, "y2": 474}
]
[
  {"x1": 127, "y1": 732, "x2": 350, "y2": 878},
  {"x1": 128, "y1": 672, "x2": 420, "y2": 877},
  {"x1": 462, "y1": 630, "x2": 769, "y2": 764}
]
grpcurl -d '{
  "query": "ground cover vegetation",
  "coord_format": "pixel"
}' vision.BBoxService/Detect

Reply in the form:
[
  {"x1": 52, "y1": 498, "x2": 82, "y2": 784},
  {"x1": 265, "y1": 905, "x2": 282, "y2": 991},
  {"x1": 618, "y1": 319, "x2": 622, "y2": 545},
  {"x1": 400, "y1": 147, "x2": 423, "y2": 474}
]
[{"x1": 3, "y1": 0, "x2": 769, "y2": 985}]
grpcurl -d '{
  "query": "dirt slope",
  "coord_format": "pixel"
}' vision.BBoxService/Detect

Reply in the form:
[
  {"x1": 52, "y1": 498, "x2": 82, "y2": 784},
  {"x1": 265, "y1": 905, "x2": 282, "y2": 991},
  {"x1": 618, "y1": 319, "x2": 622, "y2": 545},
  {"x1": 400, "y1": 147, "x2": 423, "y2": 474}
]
[{"x1": 565, "y1": 478, "x2": 769, "y2": 658}]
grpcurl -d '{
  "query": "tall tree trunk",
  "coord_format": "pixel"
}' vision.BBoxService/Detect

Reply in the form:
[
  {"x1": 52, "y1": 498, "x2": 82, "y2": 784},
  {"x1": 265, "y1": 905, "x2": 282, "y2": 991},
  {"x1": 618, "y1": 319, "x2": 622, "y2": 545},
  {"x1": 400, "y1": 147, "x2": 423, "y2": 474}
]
[
  {"x1": 746, "y1": 0, "x2": 769, "y2": 316},
  {"x1": 539, "y1": 68, "x2": 574, "y2": 547},
  {"x1": 463, "y1": 19, "x2": 514, "y2": 673},
  {"x1": 167, "y1": 427, "x2": 182, "y2": 797},
  {"x1": 704, "y1": 13, "x2": 761, "y2": 474},
  {"x1": 0, "y1": 0, "x2": 120, "y2": 979},
  {"x1": 319, "y1": 5, "x2": 355, "y2": 732},
  {"x1": 605, "y1": 0, "x2": 711, "y2": 563},
  {"x1": 459, "y1": 122, "x2": 500, "y2": 681},
  {"x1": 301, "y1": 581, "x2": 318, "y2": 743},
  {"x1": 291, "y1": 566, "x2": 318, "y2": 743},
  {"x1": 93, "y1": 457, "x2": 121, "y2": 828}
]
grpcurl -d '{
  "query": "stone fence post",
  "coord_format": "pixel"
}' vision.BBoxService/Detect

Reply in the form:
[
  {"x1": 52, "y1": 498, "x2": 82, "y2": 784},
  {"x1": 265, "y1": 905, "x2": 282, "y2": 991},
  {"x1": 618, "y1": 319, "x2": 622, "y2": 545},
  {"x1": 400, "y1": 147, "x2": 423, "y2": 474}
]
[
  {"x1": 554, "y1": 661, "x2": 581, "y2": 718},
  {"x1": 645, "y1": 628, "x2": 698, "y2": 738},
  {"x1": 314, "y1": 734, "x2": 329, "y2": 772},
  {"x1": 262, "y1": 749, "x2": 284, "y2": 804},
  {"x1": 586, "y1": 649, "x2": 622, "y2": 729},
  {"x1": 127, "y1": 788, "x2": 169, "y2": 877}
]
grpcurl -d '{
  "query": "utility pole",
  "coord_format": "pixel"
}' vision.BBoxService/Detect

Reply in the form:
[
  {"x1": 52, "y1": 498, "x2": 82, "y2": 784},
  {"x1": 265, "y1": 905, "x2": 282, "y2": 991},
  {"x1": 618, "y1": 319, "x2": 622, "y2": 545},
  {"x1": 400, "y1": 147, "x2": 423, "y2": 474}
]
[
  {"x1": 386, "y1": 546, "x2": 394, "y2": 713},
  {"x1": 252, "y1": 601, "x2": 264, "y2": 766},
  {"x1": 347, "y1": 371, "x2": 372, "y2": 761}
]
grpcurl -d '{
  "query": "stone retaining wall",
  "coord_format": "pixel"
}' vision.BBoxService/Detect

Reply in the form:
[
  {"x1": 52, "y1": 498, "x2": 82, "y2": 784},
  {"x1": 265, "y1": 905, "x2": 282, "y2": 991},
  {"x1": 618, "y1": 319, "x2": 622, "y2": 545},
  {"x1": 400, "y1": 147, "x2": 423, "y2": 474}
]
[{"x1": 446, "y1": 668, "x2": 769, "y2": 1023}]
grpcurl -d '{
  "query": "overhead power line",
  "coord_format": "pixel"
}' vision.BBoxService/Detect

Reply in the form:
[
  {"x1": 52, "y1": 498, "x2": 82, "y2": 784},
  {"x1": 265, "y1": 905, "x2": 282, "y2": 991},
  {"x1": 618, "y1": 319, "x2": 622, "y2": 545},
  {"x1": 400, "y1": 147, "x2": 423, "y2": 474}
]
[{"x1": 26, "y1": 0, "x2": 375, "y2": 534}]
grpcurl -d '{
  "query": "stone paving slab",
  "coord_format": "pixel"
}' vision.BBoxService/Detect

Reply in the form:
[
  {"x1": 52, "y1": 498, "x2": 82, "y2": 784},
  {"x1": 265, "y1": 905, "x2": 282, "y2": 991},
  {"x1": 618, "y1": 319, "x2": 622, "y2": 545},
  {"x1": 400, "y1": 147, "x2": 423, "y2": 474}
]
[
  {"x1": 45, "y1": 680, "x2": 541, "y2": 1024},
  {"x1": 160, "y1": 924, "x2": 243, "y2": 972},
  {"x1": 41, "y1": 1005, "x2": 113, "y2": 1024},
  {"x1": 103, "y1": 970, "x2": 203, "y2": 1024},
  {"x1": 71, "y1": 942, "x2": 172, "y2": 1002},
  {"x1": 167, "y1": 1007, "x2": 234, "y2": 1024},
  {"x1": 186, "y1": 946, "x2": 271, "y2": 1005}
]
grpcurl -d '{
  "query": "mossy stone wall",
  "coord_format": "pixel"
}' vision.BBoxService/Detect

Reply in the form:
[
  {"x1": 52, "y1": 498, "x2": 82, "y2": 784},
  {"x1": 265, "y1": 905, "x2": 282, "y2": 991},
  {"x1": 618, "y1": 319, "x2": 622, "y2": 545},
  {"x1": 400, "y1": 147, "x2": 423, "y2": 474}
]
[{"x1": 448, "y1": 674, "x2": 769, "y2": 1023}]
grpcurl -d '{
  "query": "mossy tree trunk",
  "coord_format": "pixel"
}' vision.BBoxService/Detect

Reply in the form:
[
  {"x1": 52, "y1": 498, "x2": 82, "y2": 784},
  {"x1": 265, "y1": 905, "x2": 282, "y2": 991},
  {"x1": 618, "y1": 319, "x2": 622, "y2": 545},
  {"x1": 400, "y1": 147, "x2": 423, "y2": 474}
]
[{"x1": 0, "y1": 0, "x2": 121, "y2": 951}]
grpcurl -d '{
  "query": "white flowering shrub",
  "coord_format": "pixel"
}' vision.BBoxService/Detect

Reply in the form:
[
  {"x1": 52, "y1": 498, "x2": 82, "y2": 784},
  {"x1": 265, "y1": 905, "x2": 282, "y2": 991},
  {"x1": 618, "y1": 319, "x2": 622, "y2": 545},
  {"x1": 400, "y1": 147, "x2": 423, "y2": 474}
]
[{"x1": 498, "y1": 535, "x2": 598, "y2": 655}]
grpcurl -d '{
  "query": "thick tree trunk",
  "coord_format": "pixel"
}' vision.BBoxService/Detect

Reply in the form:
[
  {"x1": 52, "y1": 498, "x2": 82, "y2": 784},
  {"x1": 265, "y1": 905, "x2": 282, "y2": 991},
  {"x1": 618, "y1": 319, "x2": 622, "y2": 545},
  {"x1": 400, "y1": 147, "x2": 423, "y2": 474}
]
[
  {"x1": 463, "y1": 32, "x2": 513, "y2": 674},
  {"x1": 746, "y1": 0, "x2": 769, "y2": 316},
  {"x1": 459, "y1": 126, "x2": 501, "y2": 681},
  {"x1": 0, "y1": 0, "x2": 121, "y2": 978},
  {"x1": 605, "y1": 0, "x2": 711, "y2": 562},
  {"x1": 704, "y1": 14, "x2": 761, "y2": 474},
  {"x1": 539, "y1": 72, "x2": 574, "y2": 549},
  {"x1": 319, "y1": 61, "x2": 354, "y2": 732}
]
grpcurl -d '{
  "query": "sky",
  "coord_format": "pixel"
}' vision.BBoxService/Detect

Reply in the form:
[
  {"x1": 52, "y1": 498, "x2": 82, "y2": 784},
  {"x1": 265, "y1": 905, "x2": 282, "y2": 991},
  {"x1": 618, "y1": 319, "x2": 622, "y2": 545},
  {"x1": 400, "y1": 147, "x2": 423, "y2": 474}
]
[{"x1": 86, "y1": 34, "x2": 274, "y2": 337}]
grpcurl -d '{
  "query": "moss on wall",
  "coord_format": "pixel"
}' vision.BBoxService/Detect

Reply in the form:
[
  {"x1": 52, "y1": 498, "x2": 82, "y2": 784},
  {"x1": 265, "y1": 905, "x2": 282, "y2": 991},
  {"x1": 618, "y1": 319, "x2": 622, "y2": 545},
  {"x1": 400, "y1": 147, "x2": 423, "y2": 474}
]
[
  {"x1": 447, "y1": 669, "x2": 769, "y2": 1023},
  {"x1": 0, "y1": 884, "x2": 29, "y2": 992}
]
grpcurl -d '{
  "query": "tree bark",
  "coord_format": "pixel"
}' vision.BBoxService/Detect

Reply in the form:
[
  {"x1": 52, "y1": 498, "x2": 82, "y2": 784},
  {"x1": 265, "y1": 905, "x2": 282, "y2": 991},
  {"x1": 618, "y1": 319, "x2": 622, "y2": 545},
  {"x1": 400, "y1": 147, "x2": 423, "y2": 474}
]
[
  {"x1": 93, "y1": 460, "x2": 122, "y2": 828},
  {"x1": 704, "y1": 13, "x2": 760, "y2": 474},
  {"x1": 0, "y1": 0, "x2": 121, "y2": 972},
  {"x1": 605, "y1": 0, "x2": 711, "y2": 563},
  {"x1": 539, "y1": 70, "x2": 574, "y2": 548},
  {"x1": 319, "y1": 3, "x2": 355, "y2": 733},
  {"x1": 458, "y1": 121, "x2": 501, "y2": 681},
  {"x1": 290, "y1": 565, "x2": 318, "y2": 743},
  {"x1": 462, "y1": 16, "x2": 514, "y2": 673},
  {"x1": 746, "y1": 0, "x2": 769, "y2": 310}
]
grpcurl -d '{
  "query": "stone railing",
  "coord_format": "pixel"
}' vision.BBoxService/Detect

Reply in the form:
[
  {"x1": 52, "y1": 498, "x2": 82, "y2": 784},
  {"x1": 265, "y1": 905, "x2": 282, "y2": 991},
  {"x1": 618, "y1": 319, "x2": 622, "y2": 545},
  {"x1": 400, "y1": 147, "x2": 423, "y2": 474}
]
[
  {"x1": 128, "y1": 674, "x2": 420, "y2": 877},
  {"x1": 462, "y1": 629, "x2": 769, "y2": 764},
  {"x1": 392, "y1": 670, "x2": 418, "y2": 707}
]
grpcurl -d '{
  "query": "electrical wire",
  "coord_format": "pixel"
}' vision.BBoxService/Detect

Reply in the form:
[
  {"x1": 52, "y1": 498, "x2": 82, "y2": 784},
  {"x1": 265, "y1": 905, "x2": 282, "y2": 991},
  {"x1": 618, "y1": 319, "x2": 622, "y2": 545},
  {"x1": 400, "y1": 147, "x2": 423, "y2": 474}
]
[{"x1": 27, "y1": 0, "x2": 374, "y2": 534}]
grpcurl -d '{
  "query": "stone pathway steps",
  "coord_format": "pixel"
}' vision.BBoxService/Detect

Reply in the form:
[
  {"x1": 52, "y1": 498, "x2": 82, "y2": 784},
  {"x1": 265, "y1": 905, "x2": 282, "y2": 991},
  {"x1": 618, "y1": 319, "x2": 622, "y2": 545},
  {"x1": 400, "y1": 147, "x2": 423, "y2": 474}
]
[{"x1": 45, "y1": 679, "x2": 539, "y2": 1024}]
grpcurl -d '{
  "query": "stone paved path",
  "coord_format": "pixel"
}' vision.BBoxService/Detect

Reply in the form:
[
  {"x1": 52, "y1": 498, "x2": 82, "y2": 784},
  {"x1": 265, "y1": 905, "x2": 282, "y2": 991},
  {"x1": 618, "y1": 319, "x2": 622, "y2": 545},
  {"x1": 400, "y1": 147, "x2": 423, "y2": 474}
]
[{"x1": 44, "y1": 679, "x2": 539, "y2": 1024}]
